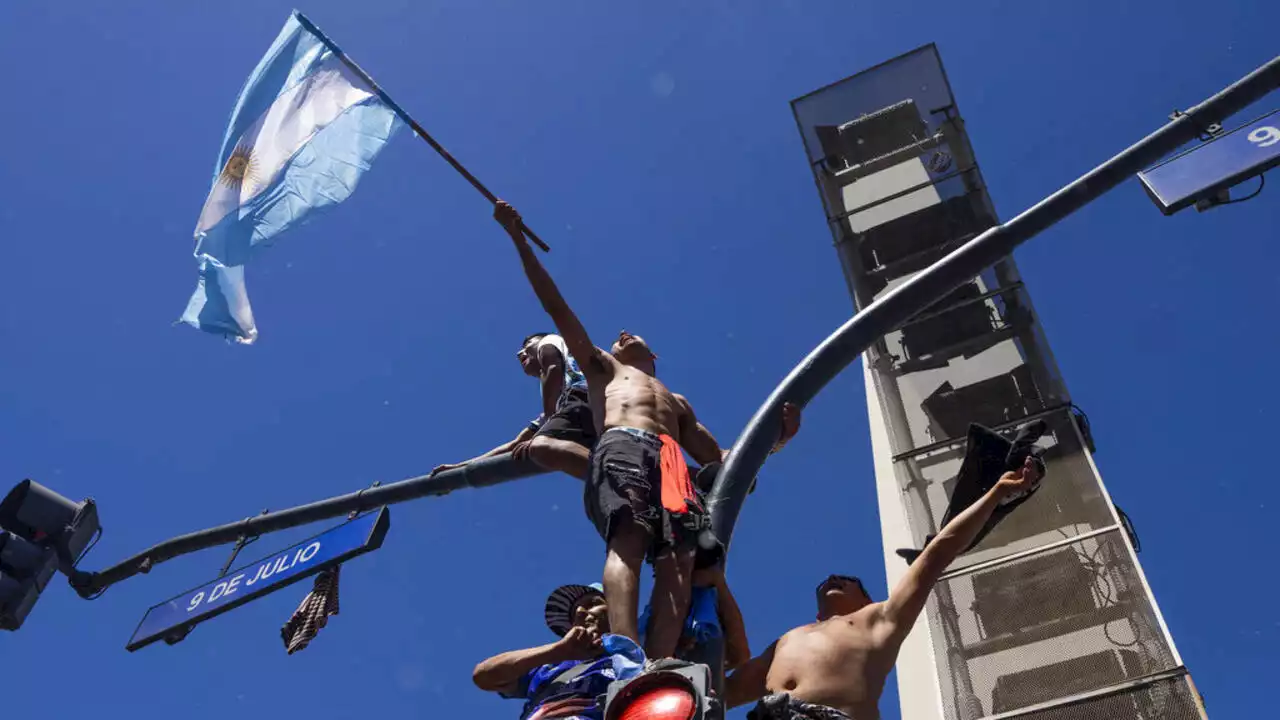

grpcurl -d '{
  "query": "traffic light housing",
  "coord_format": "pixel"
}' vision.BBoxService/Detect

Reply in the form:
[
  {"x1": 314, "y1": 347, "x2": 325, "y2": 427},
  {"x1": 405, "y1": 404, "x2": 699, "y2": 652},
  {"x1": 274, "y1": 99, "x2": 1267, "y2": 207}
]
[
  {"x1": 603, "y1": 659, "x2": 720, "y2": 720},
  {"x1": 0, "y1": 480, "x2": 99, "y2": 630}
]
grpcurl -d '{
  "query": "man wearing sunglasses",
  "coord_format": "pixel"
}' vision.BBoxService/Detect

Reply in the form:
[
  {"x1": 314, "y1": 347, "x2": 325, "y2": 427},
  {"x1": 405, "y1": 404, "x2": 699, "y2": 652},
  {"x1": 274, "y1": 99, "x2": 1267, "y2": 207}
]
[
  {"x1": 725, "y1": 457, "x2": 1043, "y2": 720},
  {"x1": 431, "y1": 331, "x2": 596, "y2": 480}
]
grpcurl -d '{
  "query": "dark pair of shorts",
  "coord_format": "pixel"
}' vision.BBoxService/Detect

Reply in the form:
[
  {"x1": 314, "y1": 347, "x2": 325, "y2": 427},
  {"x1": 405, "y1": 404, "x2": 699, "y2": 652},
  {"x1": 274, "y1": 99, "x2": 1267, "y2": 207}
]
[
  {"x1": 748, "y1": 694, "x2": 852, "y2": 720},
  {"x1": 534, "y1": 387, "x2": 597, "y2": 449},
  {"x1": 585, "y1": 428, "x2": 720, "y2": 566}
]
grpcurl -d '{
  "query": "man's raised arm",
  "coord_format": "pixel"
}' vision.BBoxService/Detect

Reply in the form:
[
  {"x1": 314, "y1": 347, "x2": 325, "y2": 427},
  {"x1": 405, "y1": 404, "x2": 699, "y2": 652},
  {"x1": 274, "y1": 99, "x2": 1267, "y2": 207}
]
[
  {"x1": 676, "y1": 399, "x2": 804, "y2": 466},
  {"x1": 472, "y1": 627, "x2": 600, "y2": 693},
  {"x1": 875, "y1": 457, "x2": 1042, "y2": 644},
  {"x1": 724, "y1": 641, "x2": 777, "y2": 709},
  {"x1": 674, "y1": 394, "x2": 727, "y2": 465},
  {"x1": 496, "y1": 202, "x2": 601, "y2": 373}
]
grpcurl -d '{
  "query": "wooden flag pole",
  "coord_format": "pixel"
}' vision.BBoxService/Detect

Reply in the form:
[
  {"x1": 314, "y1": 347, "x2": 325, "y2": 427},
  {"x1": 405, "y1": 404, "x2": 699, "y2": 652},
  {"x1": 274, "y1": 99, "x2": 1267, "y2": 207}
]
[{"x1": 295, "y1": 11, "x2": 551, "y2": 252}]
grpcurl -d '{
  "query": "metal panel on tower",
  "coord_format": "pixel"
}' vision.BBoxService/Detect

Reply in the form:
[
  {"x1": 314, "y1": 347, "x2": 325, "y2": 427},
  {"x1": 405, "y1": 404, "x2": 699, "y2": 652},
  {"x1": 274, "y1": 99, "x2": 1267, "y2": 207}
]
[{"x1": 790, "y1": 45, "x2": 1206, "y2": 720}]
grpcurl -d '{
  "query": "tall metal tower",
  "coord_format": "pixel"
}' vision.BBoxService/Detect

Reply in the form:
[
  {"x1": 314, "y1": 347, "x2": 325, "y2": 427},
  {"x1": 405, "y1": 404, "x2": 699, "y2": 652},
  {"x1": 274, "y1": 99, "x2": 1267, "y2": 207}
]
[{"x1": 790, "y1": 45, "x2": 1208, "y2": 720}]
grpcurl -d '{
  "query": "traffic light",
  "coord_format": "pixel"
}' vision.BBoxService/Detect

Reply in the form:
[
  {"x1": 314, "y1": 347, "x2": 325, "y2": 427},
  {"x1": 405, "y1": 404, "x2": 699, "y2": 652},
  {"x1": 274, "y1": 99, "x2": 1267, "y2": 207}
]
[
  {"x1": 603, "y1": 659, "x2": 720, "y2": 720},
  {"x1": 0, "y1": 480, "x2": 99, "y2": 630}
]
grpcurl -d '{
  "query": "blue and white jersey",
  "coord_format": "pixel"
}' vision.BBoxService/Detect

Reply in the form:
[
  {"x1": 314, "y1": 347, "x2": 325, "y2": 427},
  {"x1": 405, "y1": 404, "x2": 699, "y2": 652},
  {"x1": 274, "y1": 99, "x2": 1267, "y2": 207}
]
[{"x1": 536, "y1": 334, "x2": 587, "y2": 409}]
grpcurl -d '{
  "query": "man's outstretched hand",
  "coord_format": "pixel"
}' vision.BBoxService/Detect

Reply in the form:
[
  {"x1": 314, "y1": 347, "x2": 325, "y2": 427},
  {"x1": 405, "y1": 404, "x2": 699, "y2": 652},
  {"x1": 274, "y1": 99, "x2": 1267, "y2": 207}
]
[
  {"x1": 771, "y1": 401, "x2": 802, "y2": 453},
  {"x1": 994, "y1": 456, "x2": 1042, "y2": 499},
  {"x1": 429, "y1": 462, "x2": 464, "y2": 477},
  {"x1": 494, "y1": 200, "x2": 525, "y2": 241}
]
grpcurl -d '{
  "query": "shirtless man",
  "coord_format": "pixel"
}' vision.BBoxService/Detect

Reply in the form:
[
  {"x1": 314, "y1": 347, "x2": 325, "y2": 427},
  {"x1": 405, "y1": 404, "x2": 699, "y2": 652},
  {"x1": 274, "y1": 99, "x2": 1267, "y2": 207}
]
[
  {"x1": 496, "y1": 200, "x2": 799, "y2": 661},
  {"x1": 725, "y1": 457, "x2": 1043, "y2": 719}
]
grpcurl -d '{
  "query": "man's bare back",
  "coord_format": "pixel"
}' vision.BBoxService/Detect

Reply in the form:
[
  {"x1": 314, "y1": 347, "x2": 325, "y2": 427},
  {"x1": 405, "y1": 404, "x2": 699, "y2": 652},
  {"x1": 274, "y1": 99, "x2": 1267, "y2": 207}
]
[{"x1": 764, "y1": 606, "x2": 894, "y2": 719}]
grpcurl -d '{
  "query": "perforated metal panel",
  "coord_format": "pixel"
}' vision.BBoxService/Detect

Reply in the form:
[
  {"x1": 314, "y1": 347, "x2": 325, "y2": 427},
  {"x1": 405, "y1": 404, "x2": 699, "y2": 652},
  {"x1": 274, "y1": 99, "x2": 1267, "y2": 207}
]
[
  {"x1": 864, "y1": 280, "x2": 1068, "y2": 456},
  {"x1": 791, "y1": 44, "x2": 1203, "y2": 720},
  {"x1": 925, "y1": 530, "x2": 1177, "y2": 720},
  {"x1": 1006, "y1": 675, "x2": 1204, "y2": 720},
  {"x1": 894, "y1": 408, "x2": 1116, "y2": 568}
]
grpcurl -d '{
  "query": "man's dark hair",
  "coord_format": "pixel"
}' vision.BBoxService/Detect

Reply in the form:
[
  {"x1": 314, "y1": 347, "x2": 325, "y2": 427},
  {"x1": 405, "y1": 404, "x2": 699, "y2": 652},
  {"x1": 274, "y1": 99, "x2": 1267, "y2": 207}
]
[
  {"x1": 816, "y1": 574, "x2": 868, "y2": 602},
  {"x1": 522, "y1": 332, "x2": 551, "y2": 347}
]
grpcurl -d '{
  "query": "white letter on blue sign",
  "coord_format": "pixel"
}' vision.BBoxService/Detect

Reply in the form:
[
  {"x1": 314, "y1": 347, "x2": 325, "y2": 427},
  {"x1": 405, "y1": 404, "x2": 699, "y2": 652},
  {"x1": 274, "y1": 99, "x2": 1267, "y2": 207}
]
[
  {"x1": 1249, "y1": 126, "x2": 1280, "y2": 148},
  {"x1": 299, "y1": 542, "x2": 320, "y2": 564},
  {"x1": 224, "y1": 573, "x2": 246, "y2": 598},
  {"x1": 208, "y1": 580, "x2": 231, "y2": 602},
  {"x1": 247, "y1": 558, "x2": 276, "y2": 587}
]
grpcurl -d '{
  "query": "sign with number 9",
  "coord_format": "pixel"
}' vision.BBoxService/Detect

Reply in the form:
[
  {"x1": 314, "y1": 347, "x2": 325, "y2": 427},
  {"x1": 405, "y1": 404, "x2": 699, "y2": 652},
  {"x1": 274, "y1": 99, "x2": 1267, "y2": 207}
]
[{"x1": 1248, "y1": 126, "x2": 1280, "y2": 148}]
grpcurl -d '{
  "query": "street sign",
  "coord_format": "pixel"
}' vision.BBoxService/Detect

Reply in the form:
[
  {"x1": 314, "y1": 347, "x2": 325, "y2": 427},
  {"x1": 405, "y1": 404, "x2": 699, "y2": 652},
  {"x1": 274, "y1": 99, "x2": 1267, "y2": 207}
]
[
  {"x1": 127, "y1": 507, "x2": 390, "y2": 651},
  {"x1": 1139, "y1": 109, "x2": 1280, "y2": 215}
]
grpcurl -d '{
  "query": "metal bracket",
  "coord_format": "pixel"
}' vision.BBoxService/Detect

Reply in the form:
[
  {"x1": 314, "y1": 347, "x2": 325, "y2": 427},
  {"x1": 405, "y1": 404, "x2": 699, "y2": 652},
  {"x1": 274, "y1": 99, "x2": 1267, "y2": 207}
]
[
  {"x1": 351, "y1": 481, "x2": 382, "y2": 518},
  {"x1": 217, "y1": 509, "x2": 270, "y2": 574},
  {"x1": 1169, "y1": 109, "x2": 1223, "y2": 141},
  {"x1": 163, "y1": 511, "x2": 268, "y2": 646}
]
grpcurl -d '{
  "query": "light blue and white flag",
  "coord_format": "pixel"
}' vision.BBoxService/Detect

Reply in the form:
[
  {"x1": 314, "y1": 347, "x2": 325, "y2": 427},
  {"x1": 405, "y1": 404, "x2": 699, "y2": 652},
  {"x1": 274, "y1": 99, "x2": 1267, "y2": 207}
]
[{"x1": 181, "y1": 12, "x2": 402, "y2": 343}]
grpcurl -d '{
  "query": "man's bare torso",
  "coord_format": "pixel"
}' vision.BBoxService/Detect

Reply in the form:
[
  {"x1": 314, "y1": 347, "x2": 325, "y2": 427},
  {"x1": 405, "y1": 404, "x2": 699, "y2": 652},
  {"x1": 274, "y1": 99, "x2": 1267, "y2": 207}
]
[
  {"x1": 763, "y1": 604, "x2": 894, "y2": 720},
  {"x1": 586, "y1": 349, "x2": 685, "y2": 437}
]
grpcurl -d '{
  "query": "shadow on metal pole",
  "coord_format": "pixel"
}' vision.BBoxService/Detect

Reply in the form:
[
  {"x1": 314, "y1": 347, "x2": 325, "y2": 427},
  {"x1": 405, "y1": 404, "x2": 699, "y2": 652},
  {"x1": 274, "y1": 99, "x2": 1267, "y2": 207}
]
[
  {"x1": 71, "y1": 455, "x2": 545, "y2": 596},
  {"x1": 705, "y1": 54, "x2": 1280, "y2": 554}
]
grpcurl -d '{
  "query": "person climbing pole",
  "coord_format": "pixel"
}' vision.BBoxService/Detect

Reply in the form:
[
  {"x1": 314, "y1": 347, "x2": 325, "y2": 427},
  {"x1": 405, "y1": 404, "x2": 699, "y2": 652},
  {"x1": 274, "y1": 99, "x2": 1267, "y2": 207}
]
[
  {"x1": 662, "y1": 561, "x2": 753, "y2": 695},
  {"x1": 432, "y1": 332, "x2": 596, "y2": 480},
  {"x1": 723, "y1": 457, "x2": 1043, "y2": 720},
  {"x1": 494, "y1": 200, "x2": 801, "y2": 661}
]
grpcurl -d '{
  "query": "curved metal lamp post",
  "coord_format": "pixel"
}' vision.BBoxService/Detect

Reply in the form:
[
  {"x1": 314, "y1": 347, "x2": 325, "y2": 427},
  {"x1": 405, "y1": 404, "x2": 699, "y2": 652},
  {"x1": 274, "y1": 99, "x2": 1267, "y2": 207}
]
[{"x1": 706, "y1": 55, "x2": 1280, "y2": 552}]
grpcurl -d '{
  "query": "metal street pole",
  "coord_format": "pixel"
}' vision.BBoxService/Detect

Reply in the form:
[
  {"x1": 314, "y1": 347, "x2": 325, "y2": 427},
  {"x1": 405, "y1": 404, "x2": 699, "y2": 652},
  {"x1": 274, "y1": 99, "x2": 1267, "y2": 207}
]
[
  {"x1": 70, "y1": 455, "x2": 544, "y2": 596},
  {"x1": 706, "y1": 53, "x2": 1280, "y2": 552}
]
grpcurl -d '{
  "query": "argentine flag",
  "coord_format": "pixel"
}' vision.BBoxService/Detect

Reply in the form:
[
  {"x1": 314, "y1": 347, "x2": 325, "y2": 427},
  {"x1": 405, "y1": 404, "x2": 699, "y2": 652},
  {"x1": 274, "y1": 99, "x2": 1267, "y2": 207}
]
[{"x1": 181, "y1": 12, "x2": 402, "y2": 343}]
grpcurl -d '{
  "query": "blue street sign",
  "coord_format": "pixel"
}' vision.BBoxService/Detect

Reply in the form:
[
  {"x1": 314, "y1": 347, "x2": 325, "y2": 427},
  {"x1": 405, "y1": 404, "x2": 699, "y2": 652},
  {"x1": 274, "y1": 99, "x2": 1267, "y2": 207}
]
[
  {"x1": 1139, "y1": 109, "x2": 1280, "y2": 215},
  {"x1": 127, "y1": 507, "x2": 390, "y2": 651}
]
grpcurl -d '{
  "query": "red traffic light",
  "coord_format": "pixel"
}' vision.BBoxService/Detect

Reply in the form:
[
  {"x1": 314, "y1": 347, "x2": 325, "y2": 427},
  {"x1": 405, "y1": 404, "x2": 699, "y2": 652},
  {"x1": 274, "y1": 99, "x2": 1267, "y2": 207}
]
[{"x1": 615, "y1": 685, "x2": 696, "y2": 720}]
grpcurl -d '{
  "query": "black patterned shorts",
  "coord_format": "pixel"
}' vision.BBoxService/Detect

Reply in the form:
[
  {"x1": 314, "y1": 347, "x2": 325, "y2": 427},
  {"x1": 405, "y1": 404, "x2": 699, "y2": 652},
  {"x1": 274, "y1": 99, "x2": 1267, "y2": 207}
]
[
  {"x1": 584, "y1": 428, "x2": 709, "y2": 562},
  {"x1": 748, "y1": 694, "x2": 852, "y2": 720},
  {"x1": 534, "y1": 387, "x2": 598, "y2": 449}
]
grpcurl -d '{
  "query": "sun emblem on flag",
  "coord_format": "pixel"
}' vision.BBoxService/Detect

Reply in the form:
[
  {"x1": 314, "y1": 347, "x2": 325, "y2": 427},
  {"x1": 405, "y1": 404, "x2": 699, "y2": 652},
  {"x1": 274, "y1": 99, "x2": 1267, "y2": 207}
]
[{"x1": 219, "y1": 145, "x2": 257, "y2": 187}]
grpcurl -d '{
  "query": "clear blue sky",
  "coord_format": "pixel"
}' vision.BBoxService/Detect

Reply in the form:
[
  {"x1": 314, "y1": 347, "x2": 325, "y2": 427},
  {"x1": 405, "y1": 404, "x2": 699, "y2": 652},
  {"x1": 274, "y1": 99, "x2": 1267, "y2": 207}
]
[{"x1": 1, "y1": 1, "x2": 1276, "y2": 717}]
